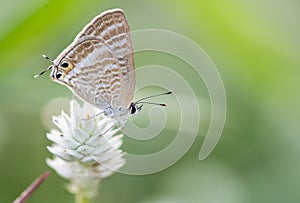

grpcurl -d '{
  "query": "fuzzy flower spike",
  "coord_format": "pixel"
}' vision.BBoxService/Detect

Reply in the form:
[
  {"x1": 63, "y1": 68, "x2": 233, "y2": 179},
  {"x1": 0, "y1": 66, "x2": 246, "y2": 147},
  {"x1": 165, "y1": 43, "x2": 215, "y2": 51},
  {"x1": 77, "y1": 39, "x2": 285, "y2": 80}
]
[{"x1": 46, "y1": 100, "x2": 125, "y2": 202}]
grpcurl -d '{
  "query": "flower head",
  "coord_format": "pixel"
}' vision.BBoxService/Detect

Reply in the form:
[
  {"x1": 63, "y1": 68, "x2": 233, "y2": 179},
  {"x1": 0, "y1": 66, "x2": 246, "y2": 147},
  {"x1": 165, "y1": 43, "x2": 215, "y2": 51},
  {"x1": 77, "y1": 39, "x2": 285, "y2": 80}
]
[{"x1": 46, "y1": 100, "x2": 125, "y2": 199}]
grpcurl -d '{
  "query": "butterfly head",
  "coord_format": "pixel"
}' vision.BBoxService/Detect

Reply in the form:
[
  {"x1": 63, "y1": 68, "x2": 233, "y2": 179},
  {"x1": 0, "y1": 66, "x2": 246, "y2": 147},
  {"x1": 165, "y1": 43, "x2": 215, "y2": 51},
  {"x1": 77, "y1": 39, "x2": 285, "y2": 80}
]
[
  {"x1": 129, "y1": 103, "x2": 143, "y2": 115},
  {"x1": 128, "y1": 91, "x2": 172, "y2": 116},
  {"x1": 131, "y1": 91, "x2": 172, "y2": 108}
]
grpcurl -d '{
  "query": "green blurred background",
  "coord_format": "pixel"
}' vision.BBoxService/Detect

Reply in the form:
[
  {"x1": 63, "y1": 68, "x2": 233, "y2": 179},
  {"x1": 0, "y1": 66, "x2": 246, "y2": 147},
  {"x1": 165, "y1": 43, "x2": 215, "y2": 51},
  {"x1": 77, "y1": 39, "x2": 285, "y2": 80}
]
[{"x1": 1, "y1": 0, "x2": 300, "y2": 202}]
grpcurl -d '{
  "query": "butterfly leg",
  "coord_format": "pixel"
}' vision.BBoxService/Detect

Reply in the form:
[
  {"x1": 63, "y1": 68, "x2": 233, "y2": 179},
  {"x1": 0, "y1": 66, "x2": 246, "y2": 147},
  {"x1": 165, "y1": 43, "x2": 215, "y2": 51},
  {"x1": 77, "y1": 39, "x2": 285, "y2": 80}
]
[{"x1": 82, "y1": 111, "x2": 105, "y2": 121}]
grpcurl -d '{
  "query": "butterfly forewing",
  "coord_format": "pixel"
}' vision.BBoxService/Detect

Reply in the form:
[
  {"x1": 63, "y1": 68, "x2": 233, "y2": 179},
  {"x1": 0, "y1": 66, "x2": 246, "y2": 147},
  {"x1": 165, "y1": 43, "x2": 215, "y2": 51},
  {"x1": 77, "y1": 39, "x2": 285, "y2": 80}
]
[{"x1": 54, "y1": 9, "x2": 135, "y2": 113}]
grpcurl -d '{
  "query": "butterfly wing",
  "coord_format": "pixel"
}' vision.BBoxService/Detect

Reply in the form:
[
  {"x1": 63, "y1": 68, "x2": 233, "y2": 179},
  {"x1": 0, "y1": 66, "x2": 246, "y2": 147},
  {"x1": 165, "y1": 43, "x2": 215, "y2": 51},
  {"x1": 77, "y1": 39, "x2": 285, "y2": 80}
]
[{"x1": 52, "y1": 9, "x2": 135, "y2": 112}]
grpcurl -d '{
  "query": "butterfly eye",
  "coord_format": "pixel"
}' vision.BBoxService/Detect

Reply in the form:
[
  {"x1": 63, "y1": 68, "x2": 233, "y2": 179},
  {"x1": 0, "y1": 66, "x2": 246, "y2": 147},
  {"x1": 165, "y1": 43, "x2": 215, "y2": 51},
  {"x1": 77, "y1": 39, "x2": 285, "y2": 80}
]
[
  {"x1": 130, "y1": 105, "x2": 136, "y2": 114},
  {"x1": 56, "y1": 73, "x2": 62, "y2": 79},
  {"x1": 129, "y1": 103, "x2": 142, "y2": 115},
  {"x1": 60, "y1": 62, "x2": 69, "y2": 68}
]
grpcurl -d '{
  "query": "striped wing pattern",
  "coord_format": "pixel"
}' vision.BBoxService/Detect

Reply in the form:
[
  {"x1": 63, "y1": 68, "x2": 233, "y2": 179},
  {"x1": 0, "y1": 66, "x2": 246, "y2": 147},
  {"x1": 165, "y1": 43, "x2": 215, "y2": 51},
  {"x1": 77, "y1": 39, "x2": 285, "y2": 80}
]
[{"x1": 53, "y1": 9, "x2": 135, "y2": 115}]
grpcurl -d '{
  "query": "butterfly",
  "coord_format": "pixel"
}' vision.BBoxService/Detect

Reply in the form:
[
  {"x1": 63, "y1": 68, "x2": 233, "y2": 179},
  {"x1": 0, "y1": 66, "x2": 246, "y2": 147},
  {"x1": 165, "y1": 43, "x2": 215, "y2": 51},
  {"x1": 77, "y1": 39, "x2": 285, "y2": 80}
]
[{"x1": 35, "y1": 8, "x2": 171, "y2": 127}]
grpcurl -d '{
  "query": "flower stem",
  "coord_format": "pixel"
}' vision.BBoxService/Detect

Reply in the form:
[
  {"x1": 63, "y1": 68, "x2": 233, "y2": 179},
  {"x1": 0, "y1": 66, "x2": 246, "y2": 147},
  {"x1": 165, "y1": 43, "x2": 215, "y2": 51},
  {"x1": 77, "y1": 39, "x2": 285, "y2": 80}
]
[
  {"x1": 75, "y1": 192, "x2": 91, "y2": 203},
  {"x1": 13, "y1": 171, "x2": 50, "y2": 203}
]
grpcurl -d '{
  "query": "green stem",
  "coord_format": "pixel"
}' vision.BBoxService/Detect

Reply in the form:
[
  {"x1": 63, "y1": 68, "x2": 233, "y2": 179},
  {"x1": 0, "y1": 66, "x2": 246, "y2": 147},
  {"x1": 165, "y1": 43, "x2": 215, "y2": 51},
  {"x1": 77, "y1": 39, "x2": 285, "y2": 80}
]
[{"x1": 75, "y1": 192, "x2": 91, "y2": 203}]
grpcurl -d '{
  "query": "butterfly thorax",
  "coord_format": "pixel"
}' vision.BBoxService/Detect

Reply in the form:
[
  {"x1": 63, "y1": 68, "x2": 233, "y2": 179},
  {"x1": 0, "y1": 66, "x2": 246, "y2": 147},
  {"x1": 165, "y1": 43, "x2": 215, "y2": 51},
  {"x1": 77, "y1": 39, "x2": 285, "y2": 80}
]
[
  {"x1": 104, "y1": 103, "x2": 142, "y2": 127},
  {"x1": 103, "y1": 106, "x2": 129, "y2": 127}
]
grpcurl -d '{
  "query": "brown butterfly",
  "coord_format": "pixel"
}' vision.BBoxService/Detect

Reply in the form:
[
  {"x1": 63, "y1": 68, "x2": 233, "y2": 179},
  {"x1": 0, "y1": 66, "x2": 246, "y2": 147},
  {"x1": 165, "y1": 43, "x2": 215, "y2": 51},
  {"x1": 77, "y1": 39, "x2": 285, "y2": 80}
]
[{"x1": 35, "y1": 9, "x2": 171, "y2": 127}]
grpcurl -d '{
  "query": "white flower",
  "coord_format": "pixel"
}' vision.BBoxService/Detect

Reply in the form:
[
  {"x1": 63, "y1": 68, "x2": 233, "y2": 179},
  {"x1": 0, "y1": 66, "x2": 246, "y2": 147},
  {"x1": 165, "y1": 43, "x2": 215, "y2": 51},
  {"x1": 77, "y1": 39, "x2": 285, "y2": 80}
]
[{"x1": 46, "y1": 100, "x2": 125, "y2": 199}]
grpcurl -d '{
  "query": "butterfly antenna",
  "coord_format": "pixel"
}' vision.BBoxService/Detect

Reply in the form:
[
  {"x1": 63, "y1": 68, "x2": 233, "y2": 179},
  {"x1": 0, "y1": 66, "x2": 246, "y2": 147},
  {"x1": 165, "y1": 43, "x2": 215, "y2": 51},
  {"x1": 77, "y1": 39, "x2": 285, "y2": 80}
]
[
  {"x1": 33, "y1": 55, "x2": 54, "y2": 78},
  {"x1": 134, "y1": 91, "x2": 172, "y2": 107},
  {"x1": 136, "y1": 101, "x2": 167, "y2": 106},
  {"x1": 135, "y1": 91, "x2": 172, "y2": 103}
]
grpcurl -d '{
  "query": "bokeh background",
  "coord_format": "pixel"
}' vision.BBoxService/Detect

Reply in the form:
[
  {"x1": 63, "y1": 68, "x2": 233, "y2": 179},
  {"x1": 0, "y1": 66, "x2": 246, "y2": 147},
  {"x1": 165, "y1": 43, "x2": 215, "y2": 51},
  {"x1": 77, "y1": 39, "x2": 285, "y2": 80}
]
[{"x1": 1, "y1": 0, "x2": 300, "y2": 202}]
